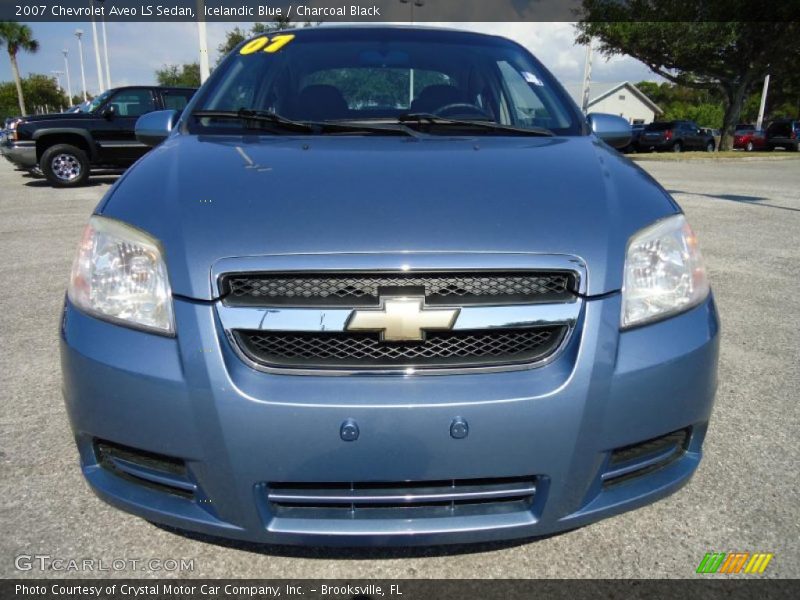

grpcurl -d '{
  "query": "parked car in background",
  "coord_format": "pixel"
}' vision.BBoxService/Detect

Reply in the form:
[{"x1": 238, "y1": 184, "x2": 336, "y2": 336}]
[
  {"x1": 4, "y1": 86, "x2": 197, "y2": 186},
  {"x1": 734, "y1": 128, "x2": 766, "y2": 151},
  {"x1": 699, "y1": 128, "x2": 720, "y2": 151},
  {"x1": 621, "y1": 122, "x2": 645, "y2": 153},
  {"x1": 60, "y1": 25, "x2": 718, "y2": 547},
  {"x1": 1, "y1": 117, "x2": 24, "y2": 162},
  {"x1": 765, "y1": 119, "x2": 800, "y2": 151},
  {"x1": 638, "y1": 120, "x2": 716, "y2": 152}
]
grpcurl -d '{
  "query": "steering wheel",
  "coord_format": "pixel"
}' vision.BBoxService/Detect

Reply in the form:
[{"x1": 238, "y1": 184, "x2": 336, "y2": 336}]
[{"x1": 433, "y1": 103, "x2": 492, "y2": 120}]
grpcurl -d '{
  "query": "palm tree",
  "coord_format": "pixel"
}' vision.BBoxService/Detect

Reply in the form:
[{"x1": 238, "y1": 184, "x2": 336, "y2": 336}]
[{"x1": 0, "y1": 22, "x2": 39, "y2": 115}]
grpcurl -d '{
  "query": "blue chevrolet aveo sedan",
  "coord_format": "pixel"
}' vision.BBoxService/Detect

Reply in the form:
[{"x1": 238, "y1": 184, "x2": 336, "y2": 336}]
[{"x1": 61, "y1": 26, "x2": 719, "y2": 546}]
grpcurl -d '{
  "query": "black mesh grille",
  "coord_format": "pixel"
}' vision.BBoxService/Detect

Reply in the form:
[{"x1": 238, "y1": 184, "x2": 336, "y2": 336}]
[
  {"x1": 221, "y1": 271, "x2": 576, "y2": 306},
  {"x1": 235, "y1": 326, "x2": 565, "y2": 370}
]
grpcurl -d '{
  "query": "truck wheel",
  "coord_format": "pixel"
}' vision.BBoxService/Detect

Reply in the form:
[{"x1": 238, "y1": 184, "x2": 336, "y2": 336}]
[
  {"x1": 745, "y1": 141, "x2": 754, "y2": 152},
  {"x1": 40, "y1": 144, "x2": 90, "y2": 187},
  {"x1": 705, "y1": 141, "x2": 715, "y2": 152},
  {"x1": 672, "y1": 142, "x2": 682, "y2": 152}
]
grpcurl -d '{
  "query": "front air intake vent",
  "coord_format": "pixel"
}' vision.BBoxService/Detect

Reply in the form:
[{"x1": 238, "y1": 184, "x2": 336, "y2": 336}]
[
  {"x1": 95, "y1": 440, "x2": 196, "y2": 499},
  {"x1": 602, "y1": 428, "x2": 691, "y2": 487},
  {"x1": 265, "y1": 476, "x2": 538, "y2": 519}
]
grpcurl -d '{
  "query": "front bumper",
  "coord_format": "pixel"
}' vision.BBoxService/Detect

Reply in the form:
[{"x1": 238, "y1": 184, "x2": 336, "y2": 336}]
[
  {"x1": 61, "y1": 291, "x2": 719, "y2": 546},
  {"x1": 3, "y1": 140, "x2": 37, "y2": 168}
]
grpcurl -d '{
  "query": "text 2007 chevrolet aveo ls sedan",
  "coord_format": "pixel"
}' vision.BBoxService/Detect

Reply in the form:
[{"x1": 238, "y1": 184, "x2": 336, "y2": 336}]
[{"x1": 61, "y1": 27, "x2": 719, "y2": 546}]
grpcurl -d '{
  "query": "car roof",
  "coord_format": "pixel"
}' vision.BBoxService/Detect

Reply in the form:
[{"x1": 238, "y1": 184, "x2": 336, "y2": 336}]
[
  {"x1": 107, "y1": 85, "x2": 197, "y2": 92},
  {"x1": 237, "y1": 25, "x2": 517, "y2": 48}
]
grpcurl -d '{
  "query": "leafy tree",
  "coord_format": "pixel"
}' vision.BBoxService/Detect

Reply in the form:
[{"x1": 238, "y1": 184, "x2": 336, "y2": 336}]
[
  {"x1": 0, "y1": 22, "x2": 39, "y2": 116},
  {"x1": 0, "y1": 73, "x2": 65, "y2": 119},
  {"x1": 156, "y1": 63, "x2": 201, "y2": 87},
  {"x1": 633, "y1": 81, "x2": 724, "y2": 128},
  {"x1": 576, "y1": 2, "x2": 800, "y2": 149}
]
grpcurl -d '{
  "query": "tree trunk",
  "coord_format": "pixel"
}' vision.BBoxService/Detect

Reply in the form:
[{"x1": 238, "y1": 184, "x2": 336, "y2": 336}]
[
  {"x1": 719, "y1": 79, "x2": 752, "y2": 151},
  {"x1": 8, "y1": 51, "x2": 26, "y2": 116}
]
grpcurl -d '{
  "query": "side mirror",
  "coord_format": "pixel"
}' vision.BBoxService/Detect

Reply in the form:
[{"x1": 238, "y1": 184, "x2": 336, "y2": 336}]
[
  {"x1": 102, "y1": 105, "x2": 115, "y2": 119},
  {"x1": 135, "y1": 110, "x2": 179, "y2": 147},
  {"x1": 587, "y1": 112, "x2": 632, "y2": 149}
]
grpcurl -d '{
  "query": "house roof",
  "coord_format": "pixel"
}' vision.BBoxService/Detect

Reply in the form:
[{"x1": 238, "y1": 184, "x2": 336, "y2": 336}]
[{"x1": 563, "y1": 81, "x2": 663, "y2": 115}]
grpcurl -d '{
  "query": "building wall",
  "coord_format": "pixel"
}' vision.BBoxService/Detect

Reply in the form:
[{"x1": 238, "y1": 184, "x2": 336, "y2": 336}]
[{"x1": 589, "y1": 90, "x2": 657, "y2": 124}]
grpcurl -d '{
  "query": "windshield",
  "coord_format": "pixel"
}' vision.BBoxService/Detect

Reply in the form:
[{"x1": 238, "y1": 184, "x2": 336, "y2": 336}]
[
  {"x1": 87, "y1": 90, "x2": 113, "y2": 113},
  {"x1": 190, "y1": 28, "x2": 581, "y2": 136}
]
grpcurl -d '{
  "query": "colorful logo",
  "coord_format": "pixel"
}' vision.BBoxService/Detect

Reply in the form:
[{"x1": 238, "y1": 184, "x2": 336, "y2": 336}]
[{"x1": 696, "y1": 552, "x2": 774, "y2": 574}]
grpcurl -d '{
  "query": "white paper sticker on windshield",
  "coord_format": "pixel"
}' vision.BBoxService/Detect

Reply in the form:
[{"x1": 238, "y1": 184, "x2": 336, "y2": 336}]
[{"x1": 522, "y1": 71, "x2": 544, "y2": 86}]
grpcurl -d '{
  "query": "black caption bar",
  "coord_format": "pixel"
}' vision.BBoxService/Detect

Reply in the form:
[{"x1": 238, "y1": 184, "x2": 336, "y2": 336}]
[
  {"x1": 3, "y1": 0, "x2": 800, "y2": 22},
  {"x1": 4, "y1": 579, "x2": 799, "y2": 600}
]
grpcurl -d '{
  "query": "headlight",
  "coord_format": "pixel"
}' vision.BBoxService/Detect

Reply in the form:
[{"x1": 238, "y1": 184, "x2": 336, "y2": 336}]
[
  {"x1": 621, "y1": 214, "x2": 709, "y2": 328},
  {"x1": 68, "y1": 216, "x2": 174, "y2": 335}
]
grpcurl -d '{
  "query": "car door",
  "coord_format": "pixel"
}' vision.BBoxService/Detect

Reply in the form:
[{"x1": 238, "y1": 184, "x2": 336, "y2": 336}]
[
  {"x1": 94, "y1": 88, "x2": 157, "y2": 164},
  {"x1": 683, "y1": 121, "x2": 702, "y2": 149}
]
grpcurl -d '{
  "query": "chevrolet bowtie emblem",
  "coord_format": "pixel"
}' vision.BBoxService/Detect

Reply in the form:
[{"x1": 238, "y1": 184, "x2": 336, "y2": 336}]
[{"x1": 346, "y1": 297, "x2": 460, "y2": 342}]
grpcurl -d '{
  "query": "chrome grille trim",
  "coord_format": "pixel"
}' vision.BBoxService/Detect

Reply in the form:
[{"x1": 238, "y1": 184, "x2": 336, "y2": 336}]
[
  {"x1": 216, "y1": 301, "x2": 580, "y2": 333},
  {"x1": 212, "y1": 254, "x2": 586, "y2": 376},
  {"x1": 218, "y1": 301, "x2": 580, "y2": 375}
]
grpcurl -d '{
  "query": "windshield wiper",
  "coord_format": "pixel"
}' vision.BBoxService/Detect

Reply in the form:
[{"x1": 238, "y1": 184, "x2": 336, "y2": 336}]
[
  {"x1": 319, "y1": 120, "x2": 423, "y2": 138},
  {"x1": 191, "y1": 109, "x2": 317, "y2": 133},
  {"x1": 191, "y1": 110, "x2": 422, "y2": 137},
  {"x1": 397, "y1": 113, "x2": 554, "y2": 137}
]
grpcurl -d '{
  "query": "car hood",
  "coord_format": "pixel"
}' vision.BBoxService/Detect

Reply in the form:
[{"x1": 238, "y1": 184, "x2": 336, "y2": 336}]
[
  {"x1": 100, "y1": 134, "x2": 677, "y2": 299},
  {"x1": 20, "y1": 112, "x2": 91, "y2": 124}
]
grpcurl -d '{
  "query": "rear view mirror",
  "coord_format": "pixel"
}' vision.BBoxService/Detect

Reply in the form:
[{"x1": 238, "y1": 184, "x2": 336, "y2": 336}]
[
  {"x1": 136, "y1": 110, "x2": 179, "y2": 147},
  {"x1": 587, "y1": 113, "x2": 632, "y2": 149}
]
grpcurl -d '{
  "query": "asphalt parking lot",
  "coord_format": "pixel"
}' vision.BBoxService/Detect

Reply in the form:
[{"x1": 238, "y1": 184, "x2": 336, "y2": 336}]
[{"x1": 0, "y1": 156, "x2": 798, "y2": 579}]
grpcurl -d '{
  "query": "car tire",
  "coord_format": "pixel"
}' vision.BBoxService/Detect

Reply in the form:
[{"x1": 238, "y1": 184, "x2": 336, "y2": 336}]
[
  {"x1": 40, "y1": 144, "x2": 90, "y2": 187},
  {"x1": 705, "y1": 141, "x2": 715, "y2": 152},
  {"x1": 746, "y1": 141, "x2": 754, "y2": 152},
  {"x1": 672, "y1": 142, "x2": 682, "y2": 153},
  {"x1": 795, "y1": 142, "x2": 800, "y2": 152}
]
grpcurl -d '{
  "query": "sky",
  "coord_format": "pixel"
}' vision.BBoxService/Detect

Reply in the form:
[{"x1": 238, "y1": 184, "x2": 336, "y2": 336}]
[{"x1": 0, "y1": 21, "x2": 662, "y2": 96}]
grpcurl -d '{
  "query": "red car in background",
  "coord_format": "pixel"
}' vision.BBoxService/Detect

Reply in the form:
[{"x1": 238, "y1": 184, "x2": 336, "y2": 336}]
[{"x1": 734, "y1": 127, "x2": 766, "y2": 151}]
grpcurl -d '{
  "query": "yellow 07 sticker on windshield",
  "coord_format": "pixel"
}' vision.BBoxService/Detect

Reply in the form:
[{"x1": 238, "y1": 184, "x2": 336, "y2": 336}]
[{"x1": 239, "y1": 34, "x2": 296, "y2": 55}]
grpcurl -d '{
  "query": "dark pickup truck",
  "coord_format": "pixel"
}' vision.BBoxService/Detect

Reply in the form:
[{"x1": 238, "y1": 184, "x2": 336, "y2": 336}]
[
  {"x1": 3, "y1": 86, "x2": 196, "y2": 186},
  {"x1": 638, "y1": 120, "x2": 716, "y2": 153}
]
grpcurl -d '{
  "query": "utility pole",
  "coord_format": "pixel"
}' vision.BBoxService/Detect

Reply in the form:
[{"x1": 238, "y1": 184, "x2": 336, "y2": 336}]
[
  {"x1": 756, "y1": 74, "x2": 770, "y2": 131},
  {"x1": 197, "y1": 0, "x2": 210, "y2": 83},
  {"x1": 580, "y1": 39, "x2": 593, "y2": 114},
  {"x1": 96, "y1": 0, "x2": 112, "y2": 88},
  {"x1": 400, "y1": 0, "x2": 424, "y2": 105},
  {"x1": 75, "y1": 30, "x2": 88, "y2": 102},
  {"x1": 90, "y1": 12, "x2": 105, "y2": 93},
  {"x1": 62, "y1": 49, "x2": 73, "y2": 104},
  {"x1": 51, "y1": 71, "x2": 64, "y2": 110},
  {"x1": 51, "y1": 70, "x2": 63, "y2": 93}
]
